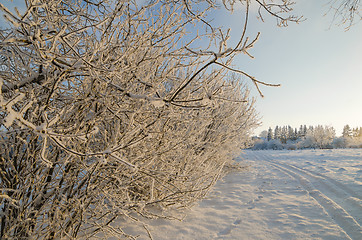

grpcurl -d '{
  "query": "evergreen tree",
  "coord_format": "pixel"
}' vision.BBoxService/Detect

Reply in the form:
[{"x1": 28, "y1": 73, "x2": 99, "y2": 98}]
[
  {"x1": 298, "y1": 125, "x2": 307, "y2": 138},
  {"x1": 352, "y1": 127, "x2": 359, "y2": 138},
  {"x1": 298, "y1": 125, "x2": 303, "y2": 138},
  {"x1": 274, "y1": 126, "x2": 281, "y2": 140},
  {"x1": 281, "y1": 126, "x2": 287, "y2": 144},
  {"x1": 267, "y1": 127, "x2": 273, "y2": 141},
  {"x1": 303, "y1": 125, "x2": 308, "y2": 137},
  {"x1": 308, "y1": 125, "x2": 314, "y2": 134},
  {"x1": 288, "y1": 125, "x2": 294, "y2": 141},
  {"x1": 342, "y1": 125, "x2": 352, "y2": 137}
]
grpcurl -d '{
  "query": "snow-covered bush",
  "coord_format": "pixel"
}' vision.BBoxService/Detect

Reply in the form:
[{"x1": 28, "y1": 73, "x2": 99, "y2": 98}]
[
  {"x1": 340, "y1": 125, "x2": 362, "y2": 148},
  {"x1": 252, "y1": 138, "x2": 268, "y2": 150},
  {"x1": 0, "y1": 0, "x2": 302, "y2": 238},
  {"x1": 345, "y1": 136, "x2": 362, "y2": 148},
  {"x1": 268, "y1": 139, "x2": 285, "y2": 150},
  {"x1": 285, "y1": 141, "x2": 297, "y2": 150},
  {"x1": 298, "y1": 125, "x2": 335, "y2": 149},
  {"x1": 332, "y1": 137, "x2": 347, "y2": 148},
  {"x1": 252, "y1": 138, "x2": 284, "y2": 150}
]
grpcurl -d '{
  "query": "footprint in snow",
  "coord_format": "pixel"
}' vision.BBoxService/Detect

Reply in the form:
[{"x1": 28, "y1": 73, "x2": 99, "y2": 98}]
[
  {"x1": 247, "y1": 200, "x2": 255, "y2": 209},
  {"x1": 247, "y1": 195, "x2": 263, "y2": 209},
  {"x1": 255, "y1": 195, "x2": 263, "y2": 201},
  {"x1": 218, "y1": 218, "x2": 242, "y2": 236}
]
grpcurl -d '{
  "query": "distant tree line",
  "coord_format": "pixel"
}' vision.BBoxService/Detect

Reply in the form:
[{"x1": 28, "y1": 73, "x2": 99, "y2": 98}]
[
  {"x1": 265, "y1": 125, "x2": 308, "y2": 143},
  {"x1": 254, "y1": 124, "x2": 362, "y2": 150}
]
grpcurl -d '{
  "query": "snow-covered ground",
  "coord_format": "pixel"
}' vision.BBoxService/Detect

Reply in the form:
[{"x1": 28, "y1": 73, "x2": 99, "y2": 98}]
[{"x1": 116, "y1": 149, "x2": 362, "y2": 240}]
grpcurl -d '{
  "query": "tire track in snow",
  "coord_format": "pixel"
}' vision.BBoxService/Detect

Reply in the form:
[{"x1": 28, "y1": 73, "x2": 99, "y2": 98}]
[
  {"x1": 260, "y1": 153, "x2": 362, "y2": 226},
  {"x1": 271, "y1": 161, "x2": 362, "y2": 222},
  {"x1": 302, "y1": 167, "x2": 362, "y2": 200},
  {"x1": 250, "y1": 152, "x2": 362, "y2": 240},
  {"x1": 259, "y1": 152, "x2": 361, "y2": 200}
]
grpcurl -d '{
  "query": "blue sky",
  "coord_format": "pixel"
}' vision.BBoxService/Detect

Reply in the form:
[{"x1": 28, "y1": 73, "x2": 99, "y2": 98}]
[
  {"x1": 1, "y1": 0, "x2": 361, "y2": 136},
  {"x1": 212, "y1": 1, "x2": 362, "y2": 136}
]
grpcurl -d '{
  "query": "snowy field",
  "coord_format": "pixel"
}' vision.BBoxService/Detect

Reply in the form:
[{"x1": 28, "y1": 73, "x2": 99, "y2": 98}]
[{"x1": 115, "y1": 149, "x2": 362, "y2": 240}]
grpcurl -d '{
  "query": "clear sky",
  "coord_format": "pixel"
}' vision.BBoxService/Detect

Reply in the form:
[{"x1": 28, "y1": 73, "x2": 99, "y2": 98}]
[
  {"x1": 1, "y1": 0, "x2": 361, "y2": 136},
  {"x1": 212, "y1": 1, "x2": 362, "y2": 136}
]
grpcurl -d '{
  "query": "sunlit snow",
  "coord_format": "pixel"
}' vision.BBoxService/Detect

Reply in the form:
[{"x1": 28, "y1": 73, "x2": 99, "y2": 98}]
[{"x1": 114, "y1": 149, "x2": 362, "y2": 240}]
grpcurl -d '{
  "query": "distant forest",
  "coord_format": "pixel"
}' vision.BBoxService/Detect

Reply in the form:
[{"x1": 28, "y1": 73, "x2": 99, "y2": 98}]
[{"x1": 253, "y1": 125, "x2": 362, "y2": 150}]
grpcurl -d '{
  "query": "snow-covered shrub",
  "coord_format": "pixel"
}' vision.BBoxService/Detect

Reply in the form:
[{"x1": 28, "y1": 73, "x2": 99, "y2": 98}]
[
  {"x1": 252, "y1": 138, "x2": 268, "y2": 150},
  {"x1": 0, "y1": 0, "x2": 295, "y2": 238},
  {"x1": 267, "y1": 139, "x2": 284, "y2": 150},
  {"x1": 332, "y1": 137, "x2": 347, "y2": 148},
  {"x1": 285, "y1": 141, "x2": 297, "y2": 150},
  {"x1": 251, "y1": 138, "x2": 284, "y2": 150},
  {"x1": 339, "y1": 125, "x2": 362, "y2": 148},
  {"x1": 345, "y1": 136, "x2": 362, "y2": 148},
  {"x1": 297, "y1": 135, "x2": 316, "y2": 149},
  {"x1": 297, "y1": 125, "x2": 335, "y2": 149}
]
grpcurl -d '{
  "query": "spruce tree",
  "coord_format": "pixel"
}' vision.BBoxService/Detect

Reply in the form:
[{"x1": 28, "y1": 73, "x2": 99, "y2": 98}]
[
  {"x1": 274, "y1": 126, "x2": 281, "y2": 141},
  {"x1": 342, "y1": 125, "x2": 352, "y2": 137},
  {"x1": 267, "y1": 127, "x2": 273, "y2": 141}
]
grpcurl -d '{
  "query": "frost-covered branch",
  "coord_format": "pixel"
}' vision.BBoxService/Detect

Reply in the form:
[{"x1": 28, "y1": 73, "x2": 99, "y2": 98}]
[
  {"x1": 0, "y1": 0, "x2": 297, "y2": 239},
  {"x1": 327, "y1": 0, "x2": 361, "y2": 29}
]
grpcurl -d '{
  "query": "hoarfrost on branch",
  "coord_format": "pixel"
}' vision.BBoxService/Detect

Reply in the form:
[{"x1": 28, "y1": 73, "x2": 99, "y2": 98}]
[{"x1": 0, "y1": 0, "x2": 298, "y2": 239}]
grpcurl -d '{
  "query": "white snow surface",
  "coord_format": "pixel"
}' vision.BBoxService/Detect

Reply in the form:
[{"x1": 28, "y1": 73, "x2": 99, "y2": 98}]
[{"x1": 114, "y1": 149, "x2": 362, "y2": 240}]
